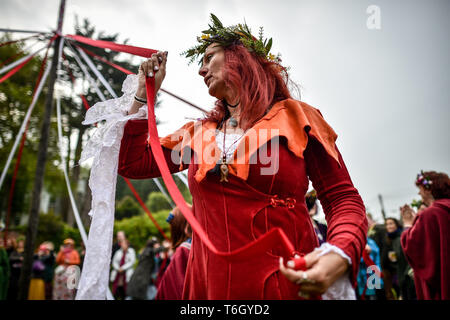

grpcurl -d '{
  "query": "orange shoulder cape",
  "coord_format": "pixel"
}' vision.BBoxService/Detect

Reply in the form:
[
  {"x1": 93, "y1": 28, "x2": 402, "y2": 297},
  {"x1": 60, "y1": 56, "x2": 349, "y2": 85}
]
[{"x1": 159, "y1": 99, "x2": 339, "y2": 182}]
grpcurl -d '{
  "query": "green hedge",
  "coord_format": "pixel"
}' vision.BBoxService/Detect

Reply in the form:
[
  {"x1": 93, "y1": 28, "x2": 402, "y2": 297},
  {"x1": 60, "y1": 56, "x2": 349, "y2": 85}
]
[
  {"x1": 114, "y1": 210, "x2": 171, "y2": 250},
  {"x1": 15, "y1": 212, "x2": 82, "y2": 251},
  {"x1": 115, "y1": 195, "x2": 142, "y2": 220},
  {"x1": 14, "y1": 209, "x2": 171, "y2": 253}
]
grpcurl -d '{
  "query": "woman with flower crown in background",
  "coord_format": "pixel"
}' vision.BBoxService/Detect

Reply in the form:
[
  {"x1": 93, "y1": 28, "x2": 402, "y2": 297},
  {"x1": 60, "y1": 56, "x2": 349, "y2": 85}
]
[
  {"x1": 98, "y1": 14, "x2": 369, "y2": 299},
  {"x1": 400, "y1": 170, "x2": 450, "y2": 300}
]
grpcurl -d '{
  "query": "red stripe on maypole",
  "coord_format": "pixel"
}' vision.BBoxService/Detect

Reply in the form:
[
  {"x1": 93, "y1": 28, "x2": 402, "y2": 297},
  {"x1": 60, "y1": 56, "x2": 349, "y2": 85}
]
[
  {"x1": 80, "y1": 95, "x2": 90, "y2": 111},
  {"x1": 0, "y1": 34, "x2": 40, "y2": 48},
  {"x1": 0, "y1": 55, "x2": 34, "y2": 83}
]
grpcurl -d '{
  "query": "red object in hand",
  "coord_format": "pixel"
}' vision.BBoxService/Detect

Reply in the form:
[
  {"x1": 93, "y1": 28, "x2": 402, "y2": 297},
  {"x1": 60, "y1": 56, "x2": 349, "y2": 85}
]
[{"x1": 291, "y1": 256, "x2": 307, "y2": 271}]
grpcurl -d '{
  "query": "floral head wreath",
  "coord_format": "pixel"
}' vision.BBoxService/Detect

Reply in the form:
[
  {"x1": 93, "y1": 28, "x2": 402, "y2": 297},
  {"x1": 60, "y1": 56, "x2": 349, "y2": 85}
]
[
  {"x1": 416, "y1": 170, "x2": 433, "y2": 189},
  {"x1": 182, "y1": 13, "x2": 282, "y2": 65}
]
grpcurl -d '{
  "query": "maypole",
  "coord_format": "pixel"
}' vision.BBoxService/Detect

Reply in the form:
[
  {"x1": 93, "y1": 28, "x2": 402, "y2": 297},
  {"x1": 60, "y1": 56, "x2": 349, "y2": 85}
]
[{"x1": 17, "y1": 0, "x2": 66, "y2": 300}]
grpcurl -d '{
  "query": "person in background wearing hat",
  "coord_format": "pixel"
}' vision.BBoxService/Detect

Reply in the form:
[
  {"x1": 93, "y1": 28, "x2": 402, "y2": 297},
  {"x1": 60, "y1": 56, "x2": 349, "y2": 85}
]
[
  {"x1": 53, "y1": 239, "x2": 80, "y2": 300},
  {"x1": 28, "y1": 243, "x2": 53, "y2": 300}
]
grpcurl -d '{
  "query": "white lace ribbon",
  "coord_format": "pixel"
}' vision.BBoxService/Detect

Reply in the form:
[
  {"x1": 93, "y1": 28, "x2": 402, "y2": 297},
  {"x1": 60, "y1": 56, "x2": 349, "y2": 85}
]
[
  {"x1": 315, "y1": 242, "x2": 356, "y2": 300},
  {"x1": 75, "y1": 74, "x2": 147, "y2": 300}
]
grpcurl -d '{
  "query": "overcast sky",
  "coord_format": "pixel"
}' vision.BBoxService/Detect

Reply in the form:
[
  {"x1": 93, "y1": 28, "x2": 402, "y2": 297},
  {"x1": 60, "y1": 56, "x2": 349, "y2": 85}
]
[{"x1": 1, "y1": 0, "x2": 449, "y2": 222}]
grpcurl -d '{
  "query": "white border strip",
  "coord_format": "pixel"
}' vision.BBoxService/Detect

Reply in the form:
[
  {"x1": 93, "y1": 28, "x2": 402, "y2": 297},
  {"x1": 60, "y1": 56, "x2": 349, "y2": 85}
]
[
  {"x1": 64, "y1": 43, "x2": 106, "y2": 101},
  {"x1": 76, "y1": 46, "x2": 118, "y2": 98}
]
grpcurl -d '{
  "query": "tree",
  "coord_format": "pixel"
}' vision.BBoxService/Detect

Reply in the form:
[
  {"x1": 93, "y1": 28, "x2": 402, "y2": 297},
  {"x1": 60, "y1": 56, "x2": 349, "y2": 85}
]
[
  {"x1": 0, "y1": 34, "x2": 65, "y2": 226},
  {"x1": 116, "y1": 175, "x2": 192, "y2": 209},
  {"x1": 146, "y1": 192, "x2": 172, "y2": 213},
  {"x1": 14, "y1": 211, "x2": 83, "y2": 251},
  {"x1": 115, "y1": 195, "x2": 141, "y2": 220},
  {"x1": 114, "y1": 211, "x2": 170, "y2": 250}
]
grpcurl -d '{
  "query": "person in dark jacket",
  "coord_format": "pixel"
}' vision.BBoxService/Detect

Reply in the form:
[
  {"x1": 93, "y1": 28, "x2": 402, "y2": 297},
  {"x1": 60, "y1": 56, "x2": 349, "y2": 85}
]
[
  {"x1": 7, "y1": 238, "x2": 24, "y2": 300},
  {"x1": 126, "y1": 237, "x2": 163, "y2": 300},
  {"x1": 382, "y1": 218, "x2": 415, "y2": 300},
  {"x1": 0, "y1": 238, "x2": 10, "y2": 300},
  {"x1": 40, "y1": 242, "x2": 55, "y2": 300}
]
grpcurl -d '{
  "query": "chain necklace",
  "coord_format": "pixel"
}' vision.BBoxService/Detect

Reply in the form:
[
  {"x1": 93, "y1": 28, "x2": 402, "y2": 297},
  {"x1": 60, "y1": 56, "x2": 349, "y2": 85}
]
[{"x1": 219, "y1": 119, "x2": 246, "y2": 182}]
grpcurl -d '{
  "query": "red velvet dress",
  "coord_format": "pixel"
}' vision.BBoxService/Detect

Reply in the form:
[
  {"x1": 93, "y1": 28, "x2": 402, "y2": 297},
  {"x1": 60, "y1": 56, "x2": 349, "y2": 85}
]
[
  {"x1": 118, "y1": 99, "x2": 367, "y2": 299},
  {"x1": 156, "y1": 241, "x2": 191, "y2": 300},
  {"x1": 401, "y1": 199, "x2": 450, "y2": 300}
]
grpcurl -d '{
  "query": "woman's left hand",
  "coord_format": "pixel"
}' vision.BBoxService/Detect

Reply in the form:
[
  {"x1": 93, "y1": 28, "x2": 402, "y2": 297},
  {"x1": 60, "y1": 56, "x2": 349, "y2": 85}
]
[{"x1": 279, "y1": 250, "x2": 349, "y2": 298}]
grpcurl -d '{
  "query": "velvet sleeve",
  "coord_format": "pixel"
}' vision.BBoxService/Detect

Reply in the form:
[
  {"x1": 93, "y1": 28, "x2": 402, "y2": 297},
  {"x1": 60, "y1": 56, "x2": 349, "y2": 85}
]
[
  {"x1": 400, "y1": 210, "x2": 440, "y2": 283},
  {"x1": 118, "y1": 119, "x2": 186, "y2": 179},
  {"x1": 304, "y1": 136, "x2": 368, "y2": 286}
]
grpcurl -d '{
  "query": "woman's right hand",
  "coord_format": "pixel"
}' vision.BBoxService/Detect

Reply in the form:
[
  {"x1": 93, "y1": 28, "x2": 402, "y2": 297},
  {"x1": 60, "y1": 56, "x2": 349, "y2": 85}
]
[
  {"x1": 400, "y1": 204, "x2": 416, "y2": 227},
  {"x1": 136, "y1": 51, "x2": 168, "y2": 98}
]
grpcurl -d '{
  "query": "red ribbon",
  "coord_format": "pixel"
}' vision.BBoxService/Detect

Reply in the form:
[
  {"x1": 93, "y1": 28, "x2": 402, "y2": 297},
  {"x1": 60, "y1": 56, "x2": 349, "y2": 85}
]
[
  {"x1": 65, "y1": 34, "x2": 157, "y2": 58},
  {"x1": 144, "y1": 76, "x2": 298, "y2": 262},
  {"x1": 361, "y1": 248, "x2": 383, "y2": 300},
  {"x1": 62, "y1": 33, "x2": 300, "y2": 263},
  {"x1": 291, "y1": 256, "x2": 307, "y2": 271}
]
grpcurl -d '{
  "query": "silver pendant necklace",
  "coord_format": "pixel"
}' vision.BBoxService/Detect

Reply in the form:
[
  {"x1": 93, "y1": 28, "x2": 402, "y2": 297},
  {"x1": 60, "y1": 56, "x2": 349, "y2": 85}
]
[
  {"x1": 225, "y1": 99, "x2": 240, "y2": 128},
  {"x1": 229, "y1": 116, "x2": 238, "y2": 128}
]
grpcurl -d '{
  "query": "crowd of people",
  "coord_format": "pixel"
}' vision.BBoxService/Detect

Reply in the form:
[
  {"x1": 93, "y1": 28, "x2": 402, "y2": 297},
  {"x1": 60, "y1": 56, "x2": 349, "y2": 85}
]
[
  {"x1": 0, "y1": 205, "x2": 193, "y2": 301},
  {"x1": 0, "y1": 14, "x2": 449, "y2": 301},
  {"x1": 0, "y1": 170, "x2": 447, "y2": 301},
  {"x1": 109, "y1": 205, "x2": 192, "y2": 300},
  {"x1": 0, "y1": 236, "x2": 82, "y2": 300}
]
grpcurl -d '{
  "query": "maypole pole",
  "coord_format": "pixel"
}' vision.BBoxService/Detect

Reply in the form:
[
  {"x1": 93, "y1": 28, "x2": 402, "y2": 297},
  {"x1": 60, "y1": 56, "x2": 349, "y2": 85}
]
[
  {"x1": 17, "y1": 0, "x2": 66, "y2": 300},
  {"x1": 378, "y1": 194, "x2": 387, "y2": 222}
]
